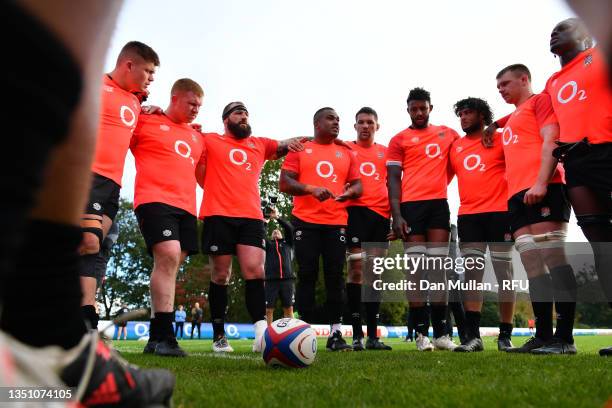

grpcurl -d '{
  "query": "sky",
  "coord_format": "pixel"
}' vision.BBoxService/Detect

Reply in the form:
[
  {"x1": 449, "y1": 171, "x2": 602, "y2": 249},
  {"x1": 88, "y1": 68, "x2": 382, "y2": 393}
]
[{"x1": 105, "y1": 0, "x2": 587, "y2": 241}]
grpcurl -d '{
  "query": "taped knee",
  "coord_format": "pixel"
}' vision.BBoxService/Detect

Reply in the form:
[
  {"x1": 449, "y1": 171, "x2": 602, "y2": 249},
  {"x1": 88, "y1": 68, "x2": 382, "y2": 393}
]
[
  {"x1": 515, "y1": 234, "x2": 538, "y2": 254},
  {"x1": 346, "y1": 252, "x2": 364, "y2": 262},
  {"x1": 426, "y1": 245, "x2": 450, "y2": 257},
  {"x1": 490, "y1": 250, "x2": 512, "y2": 263},
  {"x1": 533, "y1": 230, "x2": 567, "y2": 249},
  {"x1": 460, "y1": 247, "x2": 486, "y2": 259}
]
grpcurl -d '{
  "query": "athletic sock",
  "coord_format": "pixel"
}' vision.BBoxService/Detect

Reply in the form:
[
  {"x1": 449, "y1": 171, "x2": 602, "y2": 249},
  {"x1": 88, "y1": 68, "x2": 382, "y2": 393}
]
[
  {"x1": 245, "y1": 279, "x2": 266, "y2": 323},
  {"x1": 81, "y1": 305, "x2": 99, "y2": 330},
  {"x1": 412, "y1": 306, "x2": 430, "y2": 336},
  {"x1": 499, "y1": 322, "x2": 513, "y2": 339},
  {"x1": 431, "y1": 304, "x2": 448, "y2": 338},
  {"x1": 1, "y1": 220, "x2": 87, "y2": 349},
  {"x1": 528, "y1": 274, "x2": 554, "y2": 341},
  {"x1": 149, "y1": 317, "x2": 159, "y2": 342},
  {"x1": 346, "y1": 283, "x2": 363, "y2": 338},
  {"x1": 209, "y1": 282, "x2": 228, "y2": 339},
  {"x1": 550, "y1": 265, "x2": 577, "y2": 344},
  {"x1": 464, "y1": 311, "x2": 481, "y2": 339},
  {"x1": 155, "y1": 312, "x2": 174, "y2": 340}
]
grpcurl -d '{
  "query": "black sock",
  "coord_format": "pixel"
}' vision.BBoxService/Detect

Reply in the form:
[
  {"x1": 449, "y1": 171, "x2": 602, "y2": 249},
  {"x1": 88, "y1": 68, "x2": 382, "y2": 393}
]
[
  {"x1": 528, "y1": 274, "x2": 554, "y2": 341},
  {"x1": 499, "y1": 322, "x2": 513, "y2": 338},
  {"x1": 550, "y1": 265, "x2": 577, "y2": 344},
  {"x1": 1, "y1": 221, "x2": 86, "y2": 349},
  {"x1": 364, "y1": 284, "x2": 381, "y2": 339},
  {"x1": 464, "y1": 311, "x2": 481, "y2": 339},
  {"x1": 431, "y1": 304, "x2": 448, "y2": 338},
  {"x1": 81, "y1": 305, "x2": 99, "y2": 331},
  {"x1": 346, "y1": 283, "x2": 363, "y2": 338},
  {"x1": 149, "y1": 317, "x2": 159, "y2": 342},
  {"x1": 155, "y1": 312, "x2": 174, "y2": 340},
  {"x1": 412, "y1": 307, "x2": 430, "y2": 336},
  {"x1": 245, "y1": 279, "x2": 266, "y2": 323},
  {"x1": 209, "y1": 282, "x2": 228, "y2": 339}
]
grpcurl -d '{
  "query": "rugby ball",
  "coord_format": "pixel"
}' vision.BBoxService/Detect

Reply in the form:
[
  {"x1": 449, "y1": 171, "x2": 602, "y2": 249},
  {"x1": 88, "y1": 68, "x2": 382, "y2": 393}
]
[{"x1": 261, "y1": 318, "x2": 317, "y2": 368}]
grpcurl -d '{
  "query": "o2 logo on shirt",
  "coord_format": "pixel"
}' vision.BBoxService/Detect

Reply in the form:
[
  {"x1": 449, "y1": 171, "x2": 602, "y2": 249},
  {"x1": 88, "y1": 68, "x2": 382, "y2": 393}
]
[
  {"x1": 502, "y1": 127, "x2": 519, "y2": 146},
  {"x1": 316, "y1": 160, "x2": 337, "y2": 182},
  {"x1": 425, "y1": 143, "x2": 442, "y2": 159},
  {"x1": 119, "y1": 105, "x2": 136, "y2": 127},
  {"x1": 229, "y1": 148, "x2": 252, "y2": 171},
  {"x1": 175, "y1": 140, "x2": 194, "y2": 165},
  {"x1": 557, "y1": 80, "x2": 587, "y2": 104},
  {"x1": 463, "y1": 154, "x2": 486, "y2": 172},
  {"x1": 360, "y1": 162, "x2": 380, "y2": 180}
]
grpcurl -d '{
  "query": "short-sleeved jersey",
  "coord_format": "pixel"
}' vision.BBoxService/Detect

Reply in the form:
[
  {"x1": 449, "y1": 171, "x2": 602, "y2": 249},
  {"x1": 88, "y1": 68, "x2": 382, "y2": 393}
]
[
  {"x1": 92, "y1": 75, "x2": 141, "y2": 186},
  {"x1": 346, "y1": 142, "x2": 389, "y2": 218},
  {"x1": 544, "y1": 47, "x2": 612, "y2": 144},
  {"x1": 449, "y1": 134, "x2": 508, "y2": 215},
  {"x1": 199, "y1": 133, "x2": 278, "y2": 220},
  {"x1": 282, "y1": 141, "x2": 360, "y2": 225},
  {"x1": 501, "y1": 93, "x2": 563, "y2": 198},
  {"x1": 386, "y1": 125, "x2": 459, "y2": 202},
  {"x1": 131, "y1": 114, "x2": 205, "y2": 216}
]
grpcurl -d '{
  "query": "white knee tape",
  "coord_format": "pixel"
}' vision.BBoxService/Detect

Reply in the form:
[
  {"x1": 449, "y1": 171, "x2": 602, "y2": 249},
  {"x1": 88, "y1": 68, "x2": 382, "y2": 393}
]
[
  {"x1": 533, "y1": 230, "x2": 567, "y2": 249},
  {"x1": 346, "y1": 252, "x2": 364, "y2": 262},
  {"x1": 427, "y1": 245, "x2": 449, "y2": 257},
  {"x1": 405, "y1": 245, "x2": 427, "y2": 256},
  {"x1": 490, "y1": 250, "x2": 513, "y2": 262},
  {"x1": 515, "y1": 234, "x2": 538, "y2": 253},
  {"x1": 461, "y1": 247, "x2": 486, "y2": 258}
]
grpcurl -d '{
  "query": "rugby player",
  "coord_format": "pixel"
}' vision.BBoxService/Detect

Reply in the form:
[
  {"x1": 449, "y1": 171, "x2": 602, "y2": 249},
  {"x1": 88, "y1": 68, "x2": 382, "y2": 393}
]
[
  {"x1": 0, "y1": 2, "x2": 174, "y2": 405},
  {"x1": 387, "y1": 88, "x2": 459, "y2": 351},
  {"x1": 131, "y1": 78, "x2": 205, "y2": 357},
  {"x1": 280, "y1": 107, "x2": 363, "y2": 351},
  {"x1": 79, "y1": 41, "x2": 160, "y2": 331},
  {"x1": 345, "y1": 107, "x2": 392, "y2": 351},
  {"x1": 200, "y1": 102, "x2": 305, "y2": 352},
  {"x1": 492, "y1": 64, "x2": 577, "y2": 354},
  {"x1": 545, "y1": 18, "x2": 612, "y2": 356},
  {"x1": 448, "y1": 97, "x2": 516, "y2": 352}
]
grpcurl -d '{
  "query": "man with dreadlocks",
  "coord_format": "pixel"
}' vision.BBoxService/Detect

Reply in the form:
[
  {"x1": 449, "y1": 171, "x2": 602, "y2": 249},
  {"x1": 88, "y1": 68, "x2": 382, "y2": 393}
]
[
  {"x1": 544, "y1": 18, "x2": 612, "y2": 356},
  {"x1": 448, "y1": 97, "x2": 516, "y2": 352}
]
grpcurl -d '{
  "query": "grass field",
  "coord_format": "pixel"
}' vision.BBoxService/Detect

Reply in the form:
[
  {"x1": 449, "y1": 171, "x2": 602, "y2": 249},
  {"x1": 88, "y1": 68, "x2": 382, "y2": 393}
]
[{"x1": 114, "y1": 336, "x2": 612, "y2": 408}]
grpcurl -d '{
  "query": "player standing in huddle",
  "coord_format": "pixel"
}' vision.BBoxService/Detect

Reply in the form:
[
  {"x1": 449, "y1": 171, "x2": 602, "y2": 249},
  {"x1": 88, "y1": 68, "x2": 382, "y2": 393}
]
[
  {"x1": 200, "y1": 102, "x2": 305, "y2": 353},
  {"x1": 131, "y1": 78, "x2": 205, "y2": 357},
  {"x1": 545, "y1": 18, "x2": 612, "y2": 356},
  {"x1": 345, "y1": 107, "x2": 392, "y2": 351},
  {"x1": 280, "y1": 107, "x2": 362, "y2": 351},
  {"x1": 492, "y1": 64, "x2": 577, "y2": 354},
  {"x1": 448, "y1": 97, "x2": 516, "y2": 352},
  {"x1": 79, "y1": 41, "x2": 160, "y2": 331},
  {"x1": 387, "y1": 88, "x2": 459, "y2": 351}
]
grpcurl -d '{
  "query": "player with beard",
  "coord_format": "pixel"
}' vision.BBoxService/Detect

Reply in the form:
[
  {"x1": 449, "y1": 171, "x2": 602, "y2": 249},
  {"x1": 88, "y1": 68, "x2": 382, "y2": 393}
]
[
  {"x1": 448, "y1": 98, "x2": 516, "y2": 352},
  {"x1": 132, "y1": 78, "x2": 205, "y2": 357},
  {"x1": 345, "y1": 107, "x2": 391, "y2": 351},
  {"x1": 387, "y1": 88, "x2": 459, "y2": 352},
  {"x1": 200, "y1": 102, "x2": 306, "y2": 353},
  {"x1": 79, "y1": 41, "x2": 160, "y2": 331},
  {"x1": 280, "y1": 107, "x2": 362, "y2": 351},
  {"x1": 544, "y1": 18, "x2": 612, "y2": 356},
  {"x1": 490, "y1": 64, "x2": 577, "y2": 354}
]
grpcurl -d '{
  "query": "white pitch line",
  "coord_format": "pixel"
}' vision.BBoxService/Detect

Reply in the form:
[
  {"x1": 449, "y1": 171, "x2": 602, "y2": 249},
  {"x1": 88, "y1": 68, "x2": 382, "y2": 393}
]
[{"x1": 190, "y1": 352, "x2": 262, "y2": 361}]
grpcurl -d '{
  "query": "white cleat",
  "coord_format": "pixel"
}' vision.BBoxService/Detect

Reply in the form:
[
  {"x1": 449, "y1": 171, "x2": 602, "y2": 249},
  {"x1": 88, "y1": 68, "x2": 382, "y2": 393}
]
[
  {"x1": 432, "y1": 334, "x2": 458, "y2": 351},
  {"x1": 212, "y1": 336, "x2": 234, "y2": 353},
  {"x1": 415, "y1": 333, "x2": 434, "y2": 351},
  {"x1": 252, "y1": 320, "x2": 267, "y2": 353}
]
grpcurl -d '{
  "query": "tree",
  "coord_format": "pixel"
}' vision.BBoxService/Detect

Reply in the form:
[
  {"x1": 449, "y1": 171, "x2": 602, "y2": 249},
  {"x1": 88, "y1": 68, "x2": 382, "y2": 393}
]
[{"x1": 99, "y1": 199, "x2": 152, "y2": 319}]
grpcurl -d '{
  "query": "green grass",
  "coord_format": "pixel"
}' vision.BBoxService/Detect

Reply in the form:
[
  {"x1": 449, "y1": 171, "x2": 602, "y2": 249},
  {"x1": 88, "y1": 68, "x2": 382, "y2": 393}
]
[{"x1": 114, "y1": 336, "x2": 612, "y2": 408}]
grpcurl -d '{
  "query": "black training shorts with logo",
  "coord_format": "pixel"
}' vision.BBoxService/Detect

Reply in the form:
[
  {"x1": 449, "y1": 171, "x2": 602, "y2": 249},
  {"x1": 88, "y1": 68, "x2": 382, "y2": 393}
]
[{"x1": 135, "y1": 202, "x2": 198, "y2": 256}]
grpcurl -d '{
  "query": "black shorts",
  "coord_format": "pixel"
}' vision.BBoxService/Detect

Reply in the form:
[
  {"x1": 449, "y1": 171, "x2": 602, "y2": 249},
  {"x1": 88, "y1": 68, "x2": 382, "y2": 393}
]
[
  {"x1": 507, "y1": 184, "x2": 571, "y2": 234},
  {"x1": 457, "y1": 212, "x2": 513, "y2": 243},
  {"x1": 400, "y1": 199, "x2": 450, "y2": 236},
  {"x1": 85, "y1": 173, "x2": 120, "y2": 220},
  {"x1": 265, "y1": 279, "x2": 295, "y2": 308},
  {"x1": 347, "y1": 206, "x2": 390, "y2": 249},
  {"x1": 560, "y1": 142, "x2": 612, "y2": 197},
  {"x1": 135, "y1": 202, "x2": 198, "y2": 256},
  {"x1": 201, "y1": 216, "x2": 265, "y2": 255}
]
